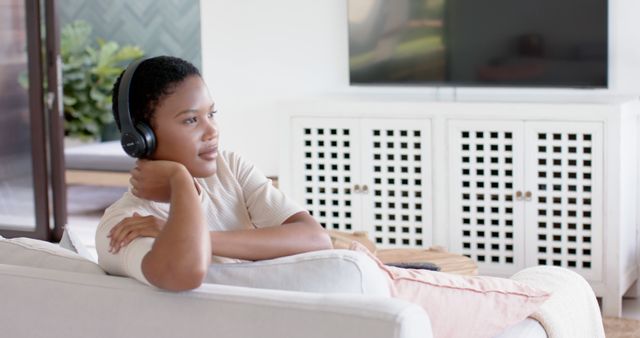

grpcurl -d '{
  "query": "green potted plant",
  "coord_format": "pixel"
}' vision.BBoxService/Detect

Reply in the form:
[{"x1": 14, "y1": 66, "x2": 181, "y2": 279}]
[
  {"x1": 62, "y1": 20, "x2": 144, "y2": 142},
  {"x1": 20, "y1": 20, "x2": 144, "y2": 143}
]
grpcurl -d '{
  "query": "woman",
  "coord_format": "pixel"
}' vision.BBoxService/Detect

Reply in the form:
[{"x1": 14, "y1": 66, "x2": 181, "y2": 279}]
[
  {"x1": 97, "y1": 56, "x2": 549, "y2": 338},
  {"x1": 96, "y1": 56, "x2": 333, "y2": 292}
]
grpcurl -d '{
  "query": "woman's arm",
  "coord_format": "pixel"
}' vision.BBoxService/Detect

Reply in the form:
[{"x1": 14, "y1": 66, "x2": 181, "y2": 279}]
[
  {"x1": 138, "y1": 163, "x2": 211, "y2": 291},
  {"x1": 208, "y1": 211, "x2": 333, "y2": 261}
]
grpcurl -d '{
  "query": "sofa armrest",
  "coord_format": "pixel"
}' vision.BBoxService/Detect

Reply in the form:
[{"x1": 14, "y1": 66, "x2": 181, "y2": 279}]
[
  {"x1": 206, "y1": 249, "x2": 391, "y2": 296},
  {"x1": 0, "y1": 263, "x2": 431, "y2": 338}
]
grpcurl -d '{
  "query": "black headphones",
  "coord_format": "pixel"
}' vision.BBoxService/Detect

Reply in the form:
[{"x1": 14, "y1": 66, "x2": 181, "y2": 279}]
[{"x1": 117, "y1": 58, "x2": 157, "y2": 158}]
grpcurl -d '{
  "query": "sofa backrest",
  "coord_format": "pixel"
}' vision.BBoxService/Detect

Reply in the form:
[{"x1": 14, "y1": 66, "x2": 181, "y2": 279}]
[{"x1": 0, "y1": 263, "x2": 431, "y2": 338}]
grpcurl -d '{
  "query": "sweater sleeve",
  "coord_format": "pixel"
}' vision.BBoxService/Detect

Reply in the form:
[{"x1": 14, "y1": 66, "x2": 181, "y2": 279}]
[
  {"x1": 95, "y1": 198, "x2": 158, "y2": 287},
  {"x1": 229, "y1": 152, "x2": 305, "y2": 228}
]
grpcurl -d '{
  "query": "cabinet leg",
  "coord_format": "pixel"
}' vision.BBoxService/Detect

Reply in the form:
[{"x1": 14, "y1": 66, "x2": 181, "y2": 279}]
[{"x1": 602, "y1": 292, "x2": 622, "y2": 317}]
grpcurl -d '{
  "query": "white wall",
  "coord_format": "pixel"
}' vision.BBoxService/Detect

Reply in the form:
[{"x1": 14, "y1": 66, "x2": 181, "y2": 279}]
[{"x1": 200, "y1": 0, "x2": 640, "y2": 174}]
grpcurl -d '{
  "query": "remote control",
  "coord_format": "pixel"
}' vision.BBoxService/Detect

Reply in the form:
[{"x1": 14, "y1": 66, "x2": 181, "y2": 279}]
[{"x1": 385, "y1": 262, "x2": 441, "y2": 271}]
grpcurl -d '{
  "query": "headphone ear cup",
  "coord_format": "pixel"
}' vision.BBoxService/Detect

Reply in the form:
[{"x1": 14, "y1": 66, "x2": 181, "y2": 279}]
[{"x1": 136, "y1": 122, "x2": 156, "y2": 157}]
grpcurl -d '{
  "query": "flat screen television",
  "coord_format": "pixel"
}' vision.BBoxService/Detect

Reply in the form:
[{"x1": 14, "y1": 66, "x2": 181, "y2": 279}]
[{"x1": 348, "y1": 0, "x2": 608, "y2": 88}]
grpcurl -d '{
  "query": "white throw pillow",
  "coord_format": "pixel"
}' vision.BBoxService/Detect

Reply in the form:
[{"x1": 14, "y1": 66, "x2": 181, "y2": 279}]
[
  {"x1": 0, "y1": 236, "x2": 105, "y2": 275},
  {"x1": 59, "y1": 227, "x2": 97, "y2": 263}
]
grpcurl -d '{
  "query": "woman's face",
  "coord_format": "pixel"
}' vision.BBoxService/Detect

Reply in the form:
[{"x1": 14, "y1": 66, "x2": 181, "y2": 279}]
[{"x1": 150, "y1": 75, "x2": 219, "y2": 178}]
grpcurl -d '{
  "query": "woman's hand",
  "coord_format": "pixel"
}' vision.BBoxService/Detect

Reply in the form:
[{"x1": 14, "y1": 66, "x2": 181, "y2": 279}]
[
  {"x1": 108, "y1": 212, "x2": 166, "y2": 254},
  {"x1": 130, "y1": 159, "x2": 189, "y2": 202}
]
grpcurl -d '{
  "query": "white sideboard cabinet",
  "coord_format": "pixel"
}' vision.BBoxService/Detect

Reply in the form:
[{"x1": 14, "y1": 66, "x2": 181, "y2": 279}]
[
  {"x1": 448, "y1": 120, "x2": 603, "y2": 282},
  {"x1": 289, "y1": 117, "x2": 433, "y2": 249},
  {"x1": 279, "y1": 98, "x2": 639, "y2": 316}
]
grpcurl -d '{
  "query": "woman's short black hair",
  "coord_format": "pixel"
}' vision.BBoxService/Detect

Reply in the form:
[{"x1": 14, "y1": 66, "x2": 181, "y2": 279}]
[{"x1": 112, "y1": 55, "x2": 201, "y2": 131}]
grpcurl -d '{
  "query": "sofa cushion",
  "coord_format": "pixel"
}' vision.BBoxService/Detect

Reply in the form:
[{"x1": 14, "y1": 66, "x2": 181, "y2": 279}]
[
  {"x1": 205, "y1": 249, "x2": 391, "y2": 296},
  {"x1": 0, "y1": 236, "x2": 105, "y2": 275}
]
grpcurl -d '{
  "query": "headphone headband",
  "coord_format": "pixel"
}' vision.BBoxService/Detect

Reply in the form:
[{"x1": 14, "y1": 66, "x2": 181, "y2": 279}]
[
  {"x1": 117, "y1": 58, "x2": 145, "y2": 135},
  {"x1": 117, "y1": 58, "x2": 156, "y2": 158}
]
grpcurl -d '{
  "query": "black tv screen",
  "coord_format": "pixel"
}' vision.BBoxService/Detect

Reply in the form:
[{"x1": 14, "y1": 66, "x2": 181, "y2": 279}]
[{"x1": 348, "y1": 0, "x2": 608, "y2": 88}]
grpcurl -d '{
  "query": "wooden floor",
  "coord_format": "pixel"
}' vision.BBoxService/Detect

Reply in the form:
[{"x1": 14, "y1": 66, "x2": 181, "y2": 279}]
[
  {"x1": 66, "y1": 170, "x2": 130, "y2": 187},
  {"x1": 65, "y1": 170, "x2": 280, "y2": 188},
  {"x1": 603, "y1": 316, "x2": 640, "y2": 337}
]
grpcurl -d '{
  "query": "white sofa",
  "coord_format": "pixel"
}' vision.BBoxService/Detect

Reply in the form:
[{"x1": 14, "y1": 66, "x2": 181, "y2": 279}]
[{"x1": 0, "y1": 234, "x2": 548, "y2": 338}]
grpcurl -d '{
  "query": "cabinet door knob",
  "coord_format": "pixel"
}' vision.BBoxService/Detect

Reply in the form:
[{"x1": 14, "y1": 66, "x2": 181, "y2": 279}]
[
  {"x1": 362, "y1": 184, "x2": 369, "y2": 193},
  {"x1": 354, "y1": 184, "x2": 361, "y2": 193},
  {"x1": 525, "y1": 191, "x2": 532, "y2": 201},
  {"x1": 515, "y1": 191, "x2": 523, "y2": 200}
]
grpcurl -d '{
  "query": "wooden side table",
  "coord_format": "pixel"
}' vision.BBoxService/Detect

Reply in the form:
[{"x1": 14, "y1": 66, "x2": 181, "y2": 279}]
[
  {"x1": 376, "y1": 248, "x2": 478, "y2": 276},
  {"x1": 327, "y1": 230, "x2": 478, "y2": 276}
]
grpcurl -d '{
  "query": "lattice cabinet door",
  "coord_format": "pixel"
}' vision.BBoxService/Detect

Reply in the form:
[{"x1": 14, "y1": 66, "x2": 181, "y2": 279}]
[
  {"x1": 291, "y1": 118, "x2": 364, "y2": 233},
  {"x1": 523, "y1": 122, "x2": 603, "y2": 281},
  {"x1": 448, "y1": 120, "x2": 526, "y2": 275},
  {"x1": 361, "y1": 119, "x2": 433, "y2": 249}
]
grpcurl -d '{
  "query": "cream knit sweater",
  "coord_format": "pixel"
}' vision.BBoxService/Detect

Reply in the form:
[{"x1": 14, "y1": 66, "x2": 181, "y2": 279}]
[{"x1": 95, "y1": 151, "x2": 303, "y2": 286}]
